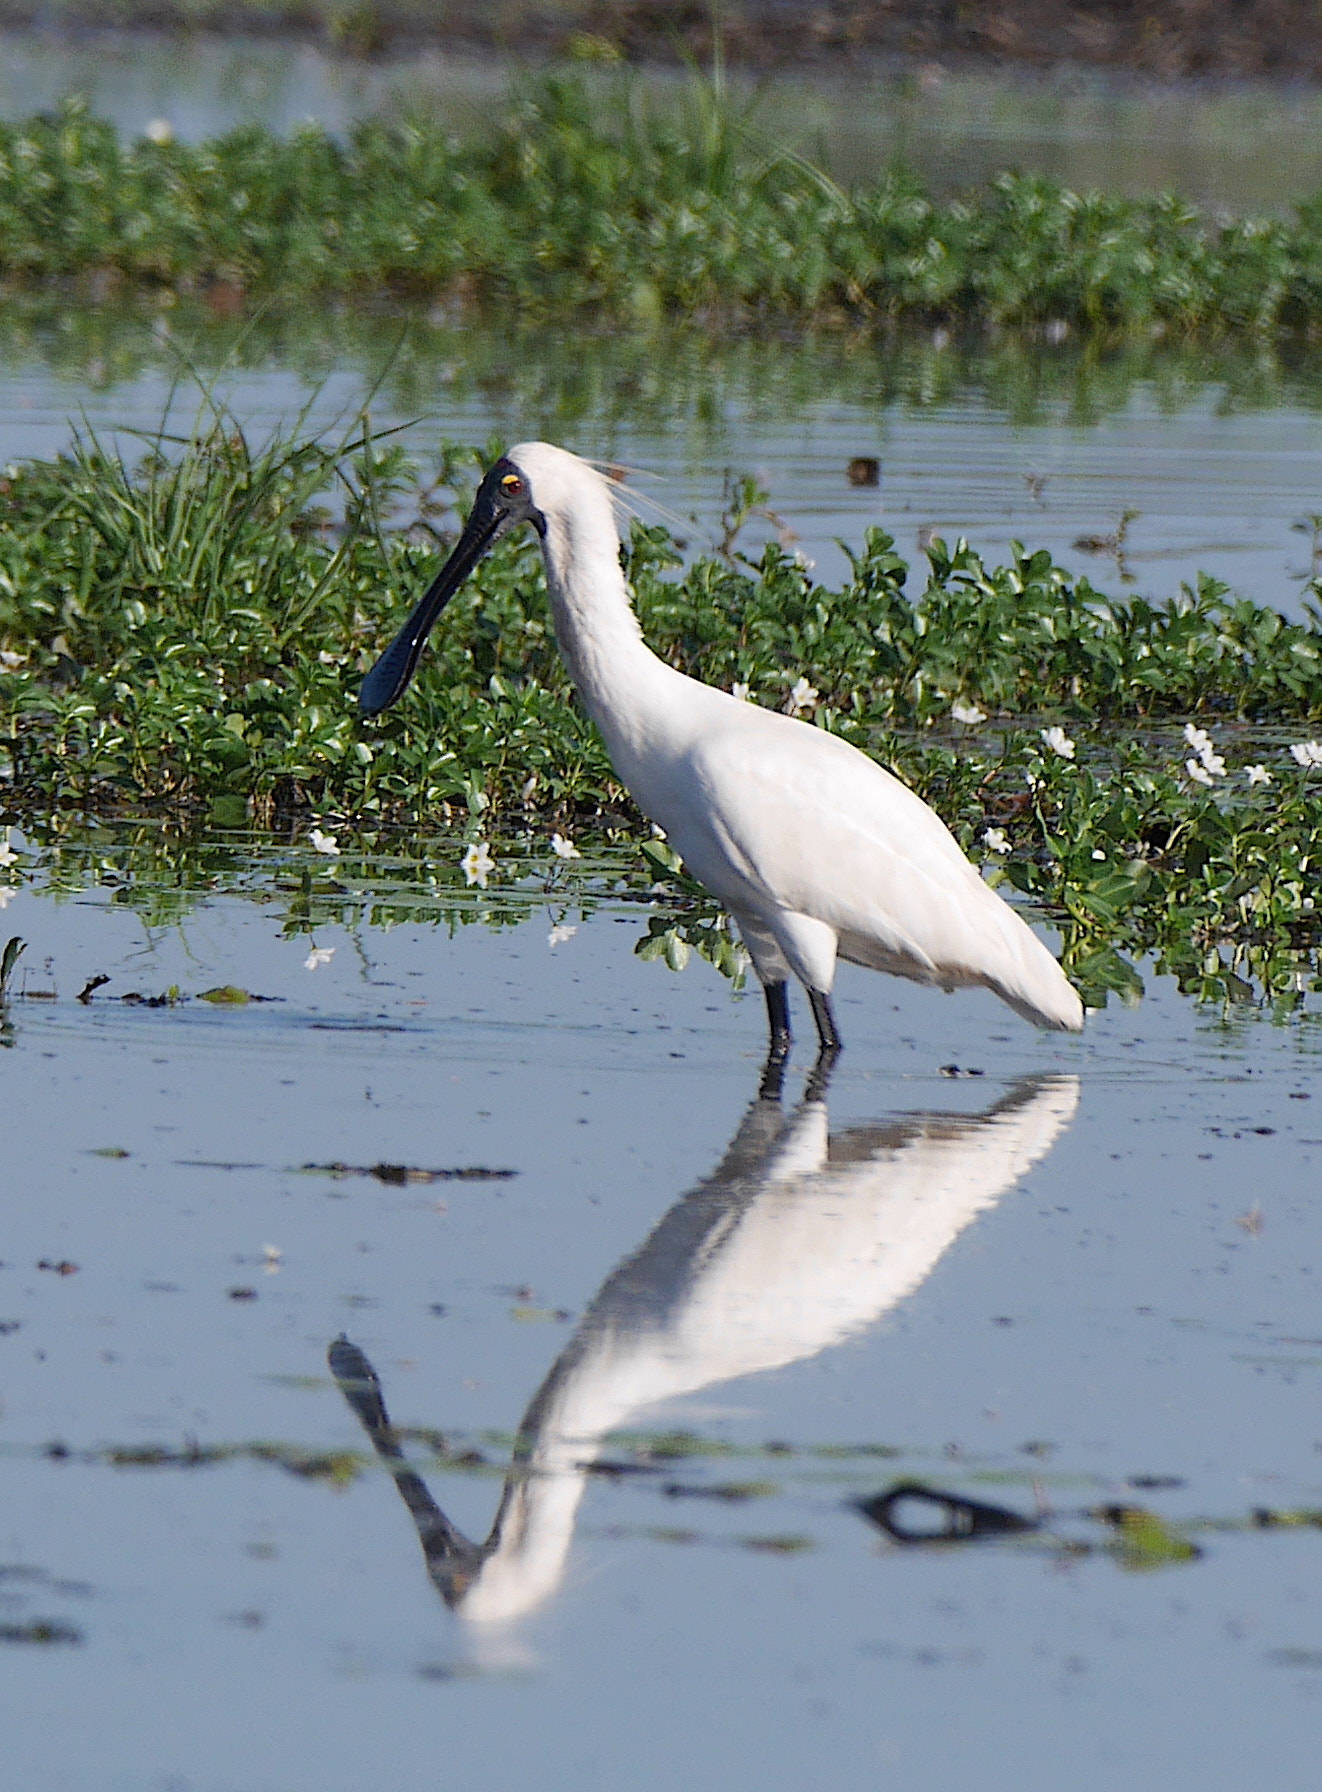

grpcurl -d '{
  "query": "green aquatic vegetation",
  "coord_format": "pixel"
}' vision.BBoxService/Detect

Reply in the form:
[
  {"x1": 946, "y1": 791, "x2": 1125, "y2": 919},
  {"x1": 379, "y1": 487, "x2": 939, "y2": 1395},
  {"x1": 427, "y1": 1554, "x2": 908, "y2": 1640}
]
[
  {"x1": 12, "y1": 79, "x2": 1322, "y2": 337},
  {"x1": 2, "y1": 425, "x2": 1322, "y2": 1011}
]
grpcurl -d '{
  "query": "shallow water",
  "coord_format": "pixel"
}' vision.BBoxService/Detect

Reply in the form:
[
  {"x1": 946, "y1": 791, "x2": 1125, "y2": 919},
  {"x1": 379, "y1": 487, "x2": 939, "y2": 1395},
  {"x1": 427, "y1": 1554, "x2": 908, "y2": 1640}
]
[
  {"x1": 3, "y1": 320, "x2": 1322, "y2": 616},
  {"x1": 2, "y1": 839, "x2": 1322, "y2": 1790}
]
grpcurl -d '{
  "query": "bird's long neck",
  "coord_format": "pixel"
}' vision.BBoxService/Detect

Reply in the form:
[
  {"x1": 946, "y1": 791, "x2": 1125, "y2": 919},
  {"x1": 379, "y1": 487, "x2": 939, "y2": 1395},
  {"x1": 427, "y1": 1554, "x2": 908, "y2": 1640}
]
[{"x1": 537, "y1": 504, "x2": 675, "y2": 750}]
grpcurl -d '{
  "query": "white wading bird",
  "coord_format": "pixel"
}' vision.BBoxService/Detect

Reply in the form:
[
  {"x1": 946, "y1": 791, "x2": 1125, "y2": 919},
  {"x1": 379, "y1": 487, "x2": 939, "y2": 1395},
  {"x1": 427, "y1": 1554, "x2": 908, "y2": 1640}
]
[
  {"x1": 360, "y1": 443, "x2": 1083, "y2": 1060},
  {"x1": 330, "y1": 1071, "x2": 1080, "y2": 1624}
]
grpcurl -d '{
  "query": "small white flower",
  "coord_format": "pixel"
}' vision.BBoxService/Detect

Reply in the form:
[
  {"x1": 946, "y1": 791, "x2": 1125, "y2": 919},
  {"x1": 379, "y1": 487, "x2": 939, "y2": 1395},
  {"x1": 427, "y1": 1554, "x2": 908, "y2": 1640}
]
[
  {"x1": 550, "y1": 833, "x2": 580, "y2": 860},
  {"x1": 1091, "y1": 848, "x2": 1106, "y2": 860},
  {"x1": 144, "y1": 118, "x2": 174, "y2": 145},
  {"x1": 1185, "y1": 758, "x2": 1214, "y2": 786},
  {"x1": 786, "y1": 677, "x2": 819, "y2": 717},
  {"x1": 308, "y1": 828, "x2": 340, "y2": 856},
  {"x1": 0, "y1": 887, "x2": 12, "y2": 909},
  {"x1": 520, "y1": 773, "x2": 538, "y2": 802},
  {"x1": 462, "y1": 841, "x2": 495, "y2": 888},
  {"x1": 262, "y1": 1243, "x2": 282, "y2": 1275},
  {"x1": 0, "y1": 832, "x2": 18, "y2": 868},
  {"x1": 0, "y1": 649, "x2": 24, "y2": 669},
  {"x1": 1245, "y1": 764, "x2": 1272, "y2": 786},
  {"x1": 548, "y1": 923, "x2": 577, "y2": 949},
  {"x1": 1040, "y1": 726, "x2": 1076, "y2": 760},
  {"x1": 317, "y1": 649, "x2": 343, "y2": 665},
  {"x1": 1182, "y1": 723, "x2": 1224, "y2": 776},
  {"x1": 952, "y1": 702, "x2": 987, "y2": 726},
  {"x1": 981, "y1": 827, "x2": 1010, "y2": 854},
  {"x1": 731, "y1": 682, "x2": 751, "y2": 702},
  {"x1": 651, "y1": 823, "x2": 667, "y2": 840},
  {"x1": 304, "y1": 946, "x2": 335, "y2": 970},
  {"x1": 1290, "y1": 740, "x2": 1322, "y2": 768}
]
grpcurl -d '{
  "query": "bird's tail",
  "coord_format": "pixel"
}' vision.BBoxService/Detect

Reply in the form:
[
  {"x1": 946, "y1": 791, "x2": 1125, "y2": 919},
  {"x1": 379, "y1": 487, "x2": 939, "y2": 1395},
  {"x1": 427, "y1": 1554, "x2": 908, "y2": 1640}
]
[{"x1": 981, "y1": 907, "x2": 1085, "y2": 1032}]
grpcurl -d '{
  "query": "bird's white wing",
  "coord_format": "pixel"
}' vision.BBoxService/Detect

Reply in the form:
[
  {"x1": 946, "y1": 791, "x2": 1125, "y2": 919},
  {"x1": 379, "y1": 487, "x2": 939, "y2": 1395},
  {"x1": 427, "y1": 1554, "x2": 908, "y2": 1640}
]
[{"x1": 670, "y1": 706, "x2": 1078, "y2": 1026}]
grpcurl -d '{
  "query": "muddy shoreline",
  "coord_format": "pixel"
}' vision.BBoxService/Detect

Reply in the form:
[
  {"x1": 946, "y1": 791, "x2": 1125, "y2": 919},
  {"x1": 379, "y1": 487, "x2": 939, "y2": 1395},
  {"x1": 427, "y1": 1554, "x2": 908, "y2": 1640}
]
[{"x1": 4, "y1": 1, "x2": 1322, "y2": 84}]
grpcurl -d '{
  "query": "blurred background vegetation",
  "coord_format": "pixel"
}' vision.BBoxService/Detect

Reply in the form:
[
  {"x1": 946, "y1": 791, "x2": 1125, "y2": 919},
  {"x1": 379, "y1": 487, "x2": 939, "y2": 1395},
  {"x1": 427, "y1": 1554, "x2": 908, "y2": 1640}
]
[{"x1": 0, "y1": 0, "x2": 1320, "y2": 79}]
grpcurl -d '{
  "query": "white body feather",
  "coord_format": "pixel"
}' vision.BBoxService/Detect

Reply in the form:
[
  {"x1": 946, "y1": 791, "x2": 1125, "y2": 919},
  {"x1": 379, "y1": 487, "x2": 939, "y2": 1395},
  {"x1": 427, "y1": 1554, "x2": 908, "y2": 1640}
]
[{"x1": 512, "y1": 441, "x2": 1083, "y2": 1032}]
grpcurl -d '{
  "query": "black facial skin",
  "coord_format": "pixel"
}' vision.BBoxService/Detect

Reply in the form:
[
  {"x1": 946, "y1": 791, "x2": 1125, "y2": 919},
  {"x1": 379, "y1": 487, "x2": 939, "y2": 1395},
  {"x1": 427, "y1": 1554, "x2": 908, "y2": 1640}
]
[{"x1": 359, "y1": 456, "x2": 542, "y2": 717}]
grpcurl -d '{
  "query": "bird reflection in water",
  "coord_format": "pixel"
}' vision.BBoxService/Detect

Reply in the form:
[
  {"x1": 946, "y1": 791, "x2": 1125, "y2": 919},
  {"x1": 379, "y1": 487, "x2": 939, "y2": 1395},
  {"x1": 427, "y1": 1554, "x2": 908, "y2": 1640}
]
[{"x1": 330, "y1": 1065, "x2": 1078, "y2": 1626}]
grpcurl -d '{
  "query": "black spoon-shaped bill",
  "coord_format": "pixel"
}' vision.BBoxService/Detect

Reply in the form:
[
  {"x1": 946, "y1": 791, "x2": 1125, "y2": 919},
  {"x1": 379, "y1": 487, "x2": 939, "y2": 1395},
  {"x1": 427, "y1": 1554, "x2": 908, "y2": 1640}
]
[{"x1": 358, "y1": 465, "x2": 520, "y2": 717}]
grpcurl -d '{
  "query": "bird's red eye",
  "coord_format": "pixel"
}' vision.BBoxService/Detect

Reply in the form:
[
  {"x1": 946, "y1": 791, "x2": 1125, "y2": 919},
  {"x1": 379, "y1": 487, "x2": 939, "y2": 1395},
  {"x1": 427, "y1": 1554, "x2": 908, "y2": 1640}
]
[{"x1": 500, "y1": 472, "x2": 524, "y2": 498}]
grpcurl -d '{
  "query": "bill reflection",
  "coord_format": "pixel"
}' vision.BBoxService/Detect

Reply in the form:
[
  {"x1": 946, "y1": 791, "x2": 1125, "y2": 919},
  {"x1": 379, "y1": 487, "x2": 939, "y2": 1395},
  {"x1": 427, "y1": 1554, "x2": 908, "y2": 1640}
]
[{"x1": 330, "y1": 1068, "x2": 1079, "y2": 1626}]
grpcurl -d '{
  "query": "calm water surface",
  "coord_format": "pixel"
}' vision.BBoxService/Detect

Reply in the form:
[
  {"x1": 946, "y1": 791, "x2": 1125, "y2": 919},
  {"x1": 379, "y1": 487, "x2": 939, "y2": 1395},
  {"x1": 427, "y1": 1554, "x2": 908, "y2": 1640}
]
[
  {"x1": 2, "y1": 320, "x2": 1322, "y2": 614},
  {"x1": 0, "y1": 839, "x2": 1320, "y2": 1791}
]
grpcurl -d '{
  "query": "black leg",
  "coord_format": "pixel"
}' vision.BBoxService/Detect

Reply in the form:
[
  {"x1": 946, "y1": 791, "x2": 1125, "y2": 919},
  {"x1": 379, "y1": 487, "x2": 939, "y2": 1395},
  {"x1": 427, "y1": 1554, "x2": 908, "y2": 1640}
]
[
  {"x1": 760, "y1": 980, "x2": 792, "y2": 1101},
  {"x1": 808, "y1": 989, "x2": 841, "y2": 1052},
  {"x1": 804, "y1": 990, "x2": 842, "y2": 1101},
  {"x1": 764, "y1": 980, "x2": 792, "y2": 1054}
]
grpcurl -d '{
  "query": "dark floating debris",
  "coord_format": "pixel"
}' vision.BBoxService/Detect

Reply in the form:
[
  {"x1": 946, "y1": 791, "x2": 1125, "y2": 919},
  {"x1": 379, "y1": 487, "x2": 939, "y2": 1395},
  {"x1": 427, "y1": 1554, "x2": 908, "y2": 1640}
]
[
  {"x1": 855, "y1": 1481, "x2": 1039, "y2": 1544},
  {"x1": 108, "y1": 1442, "x2": 217, "y2": 1469},
  {"x1": 0, "y1": 935, "x2": 25, "y2": 998},
  {"x1": 36, "y1": 1259, "x2": 78, "y2": 1276},
  {"x1": 303, "y1": 1161, "x2": 518, "y2": 1185},
  {"x1": 76, "y1": 974, "x2": 109, "y2": 1004},
  {"x1": 939, "y1": 1064, "x2": 985, "y2": 1078},
  {"x1": 0, "y1": 1620, "x2": 82, "y2": 1646},
  {"x1": 1266, "y1": 1646, "x2": 1322, "y2": 1669},
  {"x1": 663, "y1": 1479, "x2": 779, "y2": 1503},
  {"x1": 1254, "y1": 1508, "x2": 1322, "y2": 1529},
  {"x1": 846, "y1": 456, "x2": 880, "y2": 487},
  {"x1": 228, "y1": 1286, "x2": 257, "y2": 1302},
  {"x1": 176, "y1": 1160, "x2": 266, "y2": 1172}
]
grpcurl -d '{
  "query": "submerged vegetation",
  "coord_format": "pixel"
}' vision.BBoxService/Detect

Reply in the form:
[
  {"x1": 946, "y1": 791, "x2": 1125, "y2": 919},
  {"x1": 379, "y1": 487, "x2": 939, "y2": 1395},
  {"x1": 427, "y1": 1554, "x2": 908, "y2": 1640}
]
[
  {"x1": 12, "y1": 78, "x2": 1322, "y2": 337},
  {"x1": 1, "y1": 417, "x2": 1321, "y2": 1012}
]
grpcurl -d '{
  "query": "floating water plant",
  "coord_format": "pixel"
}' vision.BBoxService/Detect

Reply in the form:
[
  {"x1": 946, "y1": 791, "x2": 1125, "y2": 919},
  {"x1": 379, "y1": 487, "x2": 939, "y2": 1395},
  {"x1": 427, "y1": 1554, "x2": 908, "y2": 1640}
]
[
  {"x1": 7, "y1": 80, "x2": 1322, "y2": 339},
  {"x1": 1, "y1": 424, "x2": 1321, "y2": 1011}
]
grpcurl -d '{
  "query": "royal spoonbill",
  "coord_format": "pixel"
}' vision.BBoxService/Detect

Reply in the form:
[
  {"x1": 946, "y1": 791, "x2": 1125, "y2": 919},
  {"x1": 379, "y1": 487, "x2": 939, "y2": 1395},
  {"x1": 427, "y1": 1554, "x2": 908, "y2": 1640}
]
[
  {"x1": 360, "y1": 443, "x2": 1084, "y2": 1058},
  {"x1": 330, "y1": 1068, "x2": 1079, "y2": 1623}
]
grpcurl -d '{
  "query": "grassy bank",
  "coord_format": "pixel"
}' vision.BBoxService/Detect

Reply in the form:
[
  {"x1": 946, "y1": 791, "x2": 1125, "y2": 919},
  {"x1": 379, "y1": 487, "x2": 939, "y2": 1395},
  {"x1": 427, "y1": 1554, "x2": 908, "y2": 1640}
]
[
  {"x1": 1, "y1": 418, "x2": 1321, "y2": 1011},
  {"x1": 8, "y1": 79, "x2": 1322, "y2": 337}
]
